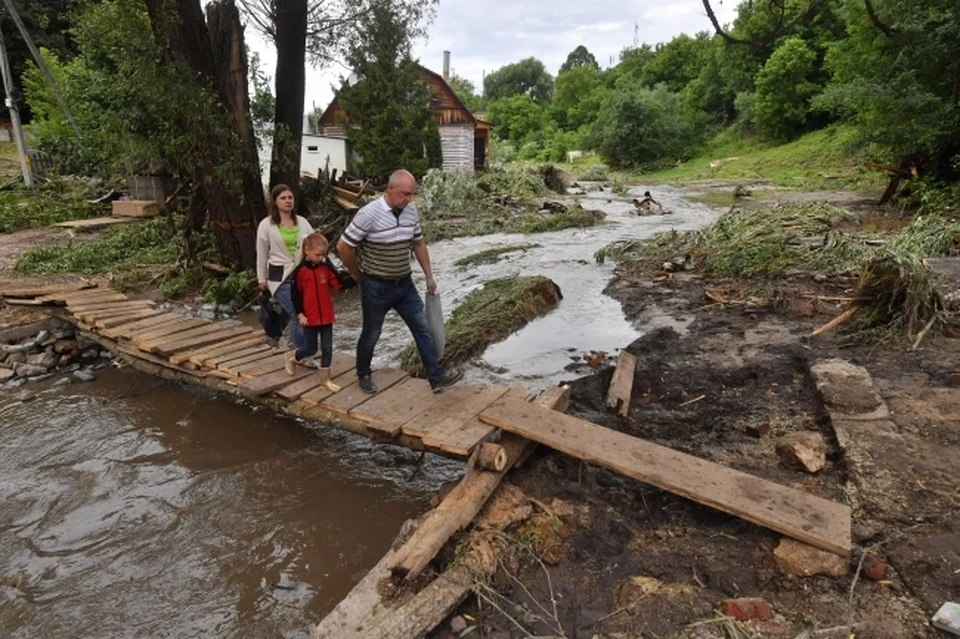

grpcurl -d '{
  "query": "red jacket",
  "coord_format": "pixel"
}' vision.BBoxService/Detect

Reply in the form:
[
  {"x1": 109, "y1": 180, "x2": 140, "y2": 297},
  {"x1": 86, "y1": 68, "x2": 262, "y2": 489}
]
[{"x1": 290, "y1": 260, "x2": 342, "y2": 326}]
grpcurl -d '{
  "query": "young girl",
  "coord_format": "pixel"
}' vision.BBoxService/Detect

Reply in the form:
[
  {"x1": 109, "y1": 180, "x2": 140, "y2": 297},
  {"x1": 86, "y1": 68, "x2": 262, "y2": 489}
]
[{"x1": 286, "y1": 233, "x2": 343, "y2": 391}]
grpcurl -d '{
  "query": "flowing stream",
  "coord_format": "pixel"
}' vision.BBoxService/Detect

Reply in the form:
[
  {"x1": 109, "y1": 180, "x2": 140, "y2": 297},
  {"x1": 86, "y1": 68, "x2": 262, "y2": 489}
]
[{"x1": 0, "y1": 184, "x2": 722, "y2": 638}]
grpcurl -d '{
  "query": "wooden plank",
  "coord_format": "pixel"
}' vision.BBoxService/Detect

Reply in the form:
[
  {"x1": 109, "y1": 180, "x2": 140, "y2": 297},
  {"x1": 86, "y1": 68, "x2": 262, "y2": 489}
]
[
  {"x1": 41, "y1": 289, "x2": 123, "y2": 304},
  {"x1": 139, "y1": 321, "x2": 242, "y2": 352},
  {"x1": 151, "y1": 325, "x2": 253, "y2": 356},
  {"x1": 172, "y1": 333, "x2": 267, "y2": 366},
  {"x1": 0, "y1": 282, "x2": 94, "y2": 298},
  {"x1": 402, "y1": 384, "x2": 509, "y2": 440},
  {"x1": 103, "y1": 313, "x2": 188, "y2": 339},
  {"x1": 300, "y1": 370, "x2": 357, "y2": 405},
  {"x1": 112, "y1": 200, "x2": 159, "y2": 218},
  {"x1": 239, "y1": 364, "x2": 316, "y2": 397},
  {"x1": 130, "y1": 318, "x2": 208, "y2": 346},
  {"x1": 605, "y1": 351, "x2": 637, "y2": 417},
  {"x1": 321, "y1": 368, "x2": 408, "y2": 416},
  {"x1": 56, "y1": 292, "x2": 129, "y2": 306},
  {"x1": 278, "y1": 355, "x2": 356, "y2": 401},
  {"x1": 35, "y1": 287, "x2": 106, "y2": 304},
  {"x1": 69, "y1": 299, "x2": 155, "y2": 314},
  {"x1": 233, "y1": 353, "x2": 287, "y2": 379},
  {"x1": 115, "y1": 344, "x2": 205, "y2": 378},
  {"x1": 94, "y1": 309, "x2": 167, "y2": 329},
  {"x1": 211, "y1": 345, "x2": 274, "y2": 369},
  {"x1": 428, "y1": 386, "x2": 531, "y2": 456},
  {"x1": 54, "y1": 217, "x2": 137, "y2": 229},
  {"x1": 478, "y1": 398, "x2": 852, "y2": 556},
  {"x1": 73, "y1": 302, "x2": 158, "y2": 324},
  {"x1": 350, "y1": 377, "x2": 441, "y2": 437}
]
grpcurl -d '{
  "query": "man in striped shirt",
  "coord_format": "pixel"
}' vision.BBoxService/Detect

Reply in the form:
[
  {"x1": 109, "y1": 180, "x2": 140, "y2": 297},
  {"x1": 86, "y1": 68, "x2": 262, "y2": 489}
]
[{"x1": 337, "y1": 169, "x2": 462, "y2": 394}]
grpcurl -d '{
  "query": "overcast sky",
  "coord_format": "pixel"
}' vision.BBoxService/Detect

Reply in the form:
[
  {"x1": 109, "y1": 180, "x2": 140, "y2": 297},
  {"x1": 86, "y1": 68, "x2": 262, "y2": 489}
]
[{"x1": 245, "y1": 0, "x2": 738, "y2": 115}]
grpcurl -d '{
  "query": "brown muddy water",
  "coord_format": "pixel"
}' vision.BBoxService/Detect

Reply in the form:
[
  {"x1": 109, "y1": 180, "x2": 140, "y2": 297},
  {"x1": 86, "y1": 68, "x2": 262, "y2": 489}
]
[
  {"x1": 0, "y1": 368, "x2": 460, "y2": 638},
  {"x1": 1, "y1": 183, "x2": 724, "y2": 638}
]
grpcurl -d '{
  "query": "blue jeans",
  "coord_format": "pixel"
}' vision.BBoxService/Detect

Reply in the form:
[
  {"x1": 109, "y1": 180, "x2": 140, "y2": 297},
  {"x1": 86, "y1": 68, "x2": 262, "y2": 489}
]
[
  {"x1": 273, "y1": 280, "x2": 305, "y2": 352},
  {"x1": 295, "y1": 324, "x2": 333, "y2": 366},
  {"x1": 357, "y1": 276, "x2": 442, "y2": 381}
]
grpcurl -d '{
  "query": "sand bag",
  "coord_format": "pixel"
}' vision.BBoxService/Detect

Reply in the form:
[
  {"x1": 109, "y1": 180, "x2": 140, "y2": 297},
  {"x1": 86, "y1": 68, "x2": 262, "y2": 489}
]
[{"x1": 425, "y1": 292, "x2": 445, "y2": 359}]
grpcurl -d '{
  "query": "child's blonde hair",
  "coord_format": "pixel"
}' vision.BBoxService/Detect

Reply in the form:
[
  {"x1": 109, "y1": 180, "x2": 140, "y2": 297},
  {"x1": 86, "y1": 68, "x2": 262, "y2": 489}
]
[{"x1": 303, "y1": 233, "x2": 329, "y2": 253}]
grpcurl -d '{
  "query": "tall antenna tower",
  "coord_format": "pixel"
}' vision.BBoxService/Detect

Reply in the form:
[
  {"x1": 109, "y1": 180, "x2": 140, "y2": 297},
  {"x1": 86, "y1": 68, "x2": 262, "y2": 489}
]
[{"x1": 634, "y1": 19, "x2": 639, "y2": 47}]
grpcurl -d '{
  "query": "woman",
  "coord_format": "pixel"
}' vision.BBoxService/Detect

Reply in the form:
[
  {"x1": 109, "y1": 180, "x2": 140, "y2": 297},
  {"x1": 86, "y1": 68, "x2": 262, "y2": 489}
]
[{"x1": 256, "y1": 184, "x2": 315, "y2": 353}]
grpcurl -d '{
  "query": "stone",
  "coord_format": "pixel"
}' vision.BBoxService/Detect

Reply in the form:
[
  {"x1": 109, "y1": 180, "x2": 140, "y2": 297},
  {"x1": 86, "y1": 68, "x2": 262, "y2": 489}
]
[
  {"x1": 73, "y1": 369, "x2": 96, "y2": 382},
  {"x1": 26, "y1": 353, "x2": 57, "y2": 369},
  {"x1": 449, "y1": 615, "x2": 468, "y2": 634},
  {"x1": 720, "y1": 597, "x2": 772, "y2": 621},
  {"x1": 0, "y1": 367, "x2": 14, "y2": 381},
  {"x1": 15, "y1": 390, "x2": 36, "y2": 403},
  {"x1": 54, "y1": 339, "x2": 78, "y2": 354},
  {"x1": 775, "y1": 431, "x2": 826, "y2": 473},
  {"x1": 774, "y1": 538, "x2": 848, "y2": 578},
  {"x1": 862, "y1": 554, "x2": 888, "y2": 581},
  {"x1": 13, "y1": 363, "x2": 48, "y2": 378}
]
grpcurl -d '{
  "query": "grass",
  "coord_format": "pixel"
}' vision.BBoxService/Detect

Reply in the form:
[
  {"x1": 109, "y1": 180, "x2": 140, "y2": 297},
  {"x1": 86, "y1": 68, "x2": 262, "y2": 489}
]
[
  {"x1": 454, "y1": 244, "x2": 541, "y2": 268},
  {"x1": 399, "y1": 275, "x2": 563, "y2": 376},
  {"x1": 639, "y1": 125, "x2": 886, "y2": 191},
  {"x1": 14, "y1": 216, "x2": 178, "y2": 276}
]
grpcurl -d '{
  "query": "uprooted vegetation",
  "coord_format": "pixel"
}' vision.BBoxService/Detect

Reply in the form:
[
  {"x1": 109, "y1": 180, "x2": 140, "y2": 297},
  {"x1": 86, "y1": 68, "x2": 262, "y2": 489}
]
[
  {"x1": 398, "y1": 275, "x2": 563, "y2": 377},
  {"x1": 596, "y1": 197, "x2": 960, "y2": 342},
  {"x1": 454, "y1": 244, "x2": 542, "y2": 268},
  {"x1": 417, "y1": 164, "x2": 602, "y2": 241},
  {"x1": 0, "y1": 178, "x2": 110, "y2": 232}
]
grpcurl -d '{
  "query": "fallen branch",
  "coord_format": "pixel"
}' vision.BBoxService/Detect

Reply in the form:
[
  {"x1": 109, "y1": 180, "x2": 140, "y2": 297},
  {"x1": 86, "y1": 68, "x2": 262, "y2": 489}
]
[
  {"x1": 677, "y1": 394, "x2": 706, "y2": 408},
  {"x1": 809, "y1": 306, "x2": 860, "y2": 338},
  {"x1": 910, "y1": 316, "x2": 938, "y2": 351}
]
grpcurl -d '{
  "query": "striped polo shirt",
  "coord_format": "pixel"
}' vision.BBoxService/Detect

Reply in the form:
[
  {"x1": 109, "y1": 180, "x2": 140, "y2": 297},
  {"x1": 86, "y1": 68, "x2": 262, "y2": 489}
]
[{"x1": 341, "y1": 196, "x2": 423, "y2": 279}]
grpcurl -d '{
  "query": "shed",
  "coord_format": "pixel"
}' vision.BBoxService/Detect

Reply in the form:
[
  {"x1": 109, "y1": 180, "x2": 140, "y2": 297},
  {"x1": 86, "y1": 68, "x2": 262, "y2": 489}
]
[{"x1": 315, "y1": 65, "x2": 489, "y2": 175}]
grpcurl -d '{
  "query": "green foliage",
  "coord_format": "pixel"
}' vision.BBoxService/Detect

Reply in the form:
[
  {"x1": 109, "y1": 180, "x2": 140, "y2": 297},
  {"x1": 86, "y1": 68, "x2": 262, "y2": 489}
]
[
  {"x1": 399, "y1": 276, "x2": 562, "y2": 375},
  {"x1": 550, "y1": 66, "x2": 608, "y2": 132},
  {"x1": 454, "y1": 244, "x2": 541, "y2": 268},
  {"x1": 483, "y1": 57, "x2": 554, "y2": 105},
  {"x1": 335, "y1": 1, "x2": 441, "y2": 180},
  {"x1": 559, "y1": 45, "x2": 599, "y2": 74},
  {"x1": 638, "y1": 33, "x2": 713, "y2": 92},
  {"x1": 14, "y1": 217, "x2": 178, "y2": 275},
  {"x1": 419, "y1": 168, "x2": 485, "y2": 213},
  {"x1": 446, "y1": 73, "x2": 482, "y2": 112},
  {"x1": 159, "y1": 265, "x2": 205, "y2": 300},
  {"x1": 476, "y1": 165, "x2": 550, "y2": 199},
  {"x1": 202, "y1": 269, "x2": 257, "y2": 305},
  {"x1": 753, "y1": 37, "x2": 819, "y2": 140},
  {"x1": 486, "y1": 94, "x2": 546, "y2": 144},
  {"x1": 0, "y1": 178, "x2": 105, "y2": 232},
  {"x1": 248, "y1": 52, "x2": 276, "y2": 139},
  {"x1": 520, "y1": 207, "x2": 603, "y2": 234},
  {"x1": 591, "y1": 82, "x2": 702, "y2": 168}
]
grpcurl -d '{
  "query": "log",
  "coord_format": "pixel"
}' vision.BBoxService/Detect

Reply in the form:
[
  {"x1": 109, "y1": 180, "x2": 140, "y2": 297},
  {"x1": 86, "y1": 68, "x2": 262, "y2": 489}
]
[{"x1": 476, "y1": 442, "x2": 507, "y2": 472}]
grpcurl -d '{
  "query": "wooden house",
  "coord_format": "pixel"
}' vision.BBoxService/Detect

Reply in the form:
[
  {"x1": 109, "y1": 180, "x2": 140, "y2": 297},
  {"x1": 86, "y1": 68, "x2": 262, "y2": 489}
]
[{"x1": 315, "y1": 59, "x2": 490, "y2": 175}]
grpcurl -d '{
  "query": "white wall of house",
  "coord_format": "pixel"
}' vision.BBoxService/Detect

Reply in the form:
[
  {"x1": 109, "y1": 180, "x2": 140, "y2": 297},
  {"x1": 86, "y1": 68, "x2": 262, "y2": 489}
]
[
  {"x1": 300, "y1": 134, "x2": 350, "y2": 177},
  {"x1": 439, "y1": 124, "x2": 475, "y2": 174}
]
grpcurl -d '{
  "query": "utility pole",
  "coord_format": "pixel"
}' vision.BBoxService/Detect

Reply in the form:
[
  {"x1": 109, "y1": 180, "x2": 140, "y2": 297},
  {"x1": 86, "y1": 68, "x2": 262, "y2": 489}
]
[{"x1": 0, "y1": 23, "x2": 32, "y2": 186}]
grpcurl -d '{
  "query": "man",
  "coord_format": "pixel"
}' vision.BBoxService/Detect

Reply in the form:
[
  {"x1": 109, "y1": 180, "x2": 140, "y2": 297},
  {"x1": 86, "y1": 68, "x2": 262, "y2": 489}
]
[{"x1": 337, "y1": 169, "x2": 462, "y2": 394}]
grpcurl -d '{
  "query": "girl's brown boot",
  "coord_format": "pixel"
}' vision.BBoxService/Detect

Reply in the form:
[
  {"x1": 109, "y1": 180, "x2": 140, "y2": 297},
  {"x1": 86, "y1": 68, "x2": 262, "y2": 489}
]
[{"x1": 319, "y1": 367, "x2": 340, "y2": 392}]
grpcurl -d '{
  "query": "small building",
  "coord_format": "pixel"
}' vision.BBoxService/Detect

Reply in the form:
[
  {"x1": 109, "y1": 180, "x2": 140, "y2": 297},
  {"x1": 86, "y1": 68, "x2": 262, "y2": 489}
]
[
  {"x1": 299, "y1": 133, "x2": 353, "y2": 178},
  {"x1": 315, "y1": 53, "x2": 489, "y2": 175}
]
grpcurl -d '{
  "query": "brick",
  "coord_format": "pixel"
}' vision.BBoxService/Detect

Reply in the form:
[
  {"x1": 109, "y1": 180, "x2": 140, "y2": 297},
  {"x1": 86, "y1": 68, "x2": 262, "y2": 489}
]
[{"x1": 721, "y1": 597, "x2": 772, "y2": 621}]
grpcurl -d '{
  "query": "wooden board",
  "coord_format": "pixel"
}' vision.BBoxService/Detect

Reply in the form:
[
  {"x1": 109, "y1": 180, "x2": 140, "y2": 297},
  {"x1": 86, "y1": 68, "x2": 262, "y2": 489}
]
[
  {"x1": 402, "y1": 384, "x2": 509, "y2": 440},
  {"x1": 112, "y1": 200, "x2": 159, "y2": 218},
  {"x1": 321, "y1": 368, "x2": 408, "y2": 416},
  {"x1": 104, "y1": 313, "x2": 188, "y2": 338},
  {"x1": 43, "y1": 289, "x2": 124, "y2": 304},
  {"x1": 0, "y1": 282, "x2": 94, "y2": 298},
  {"x1": 479, "y1": 397, "x2": 852, "y2": 556},
  {"x1": 151, "y1": 325, "x2": 253, "y2": 356},
  {"x1": 349, "y1": 376, "x2": 441, "y2": 437},
  {"x1": 130, "y1": 318, "x2": 208, "y2": 346},
  {"x1": 73, "y1": 302, "x2": 157, "y2": 323},
  {"x1": 277, "y1": 355, "x2": 356, "y2": 401},
  {"x1": 69, "y1": 299, "x2": 155, "y2": 314},
  {"x1": 94, "y1": 309, "x2": 167, "y2": 329},
  {"x1": 172, "y1": 334, "x2": 267, "y2": 366},
  {"x1": 54, "y1": 217, "x2": 138, "y2": 229},
  {"x1": 605, "y1": 351, "x2": 637, "y2": 417},
  {"x1": 299, "y1": 369, "x2": 358, "y2": 405},
  {"x1": 233, "y1": 353, "x2": 287, "y2": 379},
  {"x1": 425, "y1": 386, "x2": 530, "y2": 455},
  {"x1": 56, "y1": 292, "x2": 129, "y2": 306},
  {"x1": 139, "y1": 321, "x2": 241, "y2": 352},
  {"x1": 35, "y1": 287, "x2": 106, "y2": 304},
  {"x1": 238, "y1": 364, "x2": 316, "y2": 397},
  {"x1": 215, "y1": 347, "x2": 276, "y2": 371}
]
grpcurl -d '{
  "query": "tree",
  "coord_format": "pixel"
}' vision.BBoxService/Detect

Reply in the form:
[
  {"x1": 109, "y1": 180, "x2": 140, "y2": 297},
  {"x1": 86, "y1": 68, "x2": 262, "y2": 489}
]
[
  {"x1": 753, "y1": 36, "x2": 818, "y2": 140},
  {"x1": 550, "y1": 65, "x2": 606, "y2": 131},
  {"x1": 446, "y1": 72, "x2": 481, "y2": 112},
  {"x1": 559, "y1": 45, "x2": 599, "y2": 75},
  {"x1": 485, "y1": 93, "x2": 545, "y2": 144},
  {"x1": 335, "y1": 0, "x2": 440, "y2": 181},
  {"x1": 483, "y1": 57, "x2": 553, "y2": 105},
  {"x1": 591, "y1": 82, "x2": 701, "y2": 167},
  {"x1": 638, "y1": 33, "x2": 712, "y2": 92}
]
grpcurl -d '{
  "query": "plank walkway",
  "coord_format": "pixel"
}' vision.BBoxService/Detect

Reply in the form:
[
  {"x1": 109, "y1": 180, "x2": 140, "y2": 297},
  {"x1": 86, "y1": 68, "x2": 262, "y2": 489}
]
[{"x1": 0, "y1": 282, "x2": 851, "y2": 557}]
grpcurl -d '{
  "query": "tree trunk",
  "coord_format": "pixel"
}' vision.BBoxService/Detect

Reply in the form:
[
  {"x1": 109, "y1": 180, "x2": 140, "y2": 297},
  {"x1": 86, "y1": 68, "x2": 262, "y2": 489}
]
[
  {"x1": 269, "y1": 0, "x2": 308, "y2": 205},
  {"x1": 145, "y1": 0, "x2": 263, "y2": 270}
]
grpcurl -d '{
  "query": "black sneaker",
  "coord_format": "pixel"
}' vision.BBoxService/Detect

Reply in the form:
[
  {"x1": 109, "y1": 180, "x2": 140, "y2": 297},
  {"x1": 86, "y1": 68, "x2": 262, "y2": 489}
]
[
  {"x1": 430, "y1": 370, "x2": 463, "y2": 393},
  {"x1": 358, "y1": 374, "x2": 378, "y2": 394}
]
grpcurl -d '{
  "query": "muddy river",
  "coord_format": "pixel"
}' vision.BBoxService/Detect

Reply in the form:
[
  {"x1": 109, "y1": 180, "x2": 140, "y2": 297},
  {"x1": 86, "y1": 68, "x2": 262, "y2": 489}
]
[{"x1": 0, "y1": 185, "x2": 722, "y2": 638}]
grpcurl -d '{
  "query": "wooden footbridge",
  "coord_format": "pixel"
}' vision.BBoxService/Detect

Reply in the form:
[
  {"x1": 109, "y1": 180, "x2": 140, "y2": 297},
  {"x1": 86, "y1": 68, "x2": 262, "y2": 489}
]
[{"x1": 2, "y1": 281, "x2": 852, "y2": 639}]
